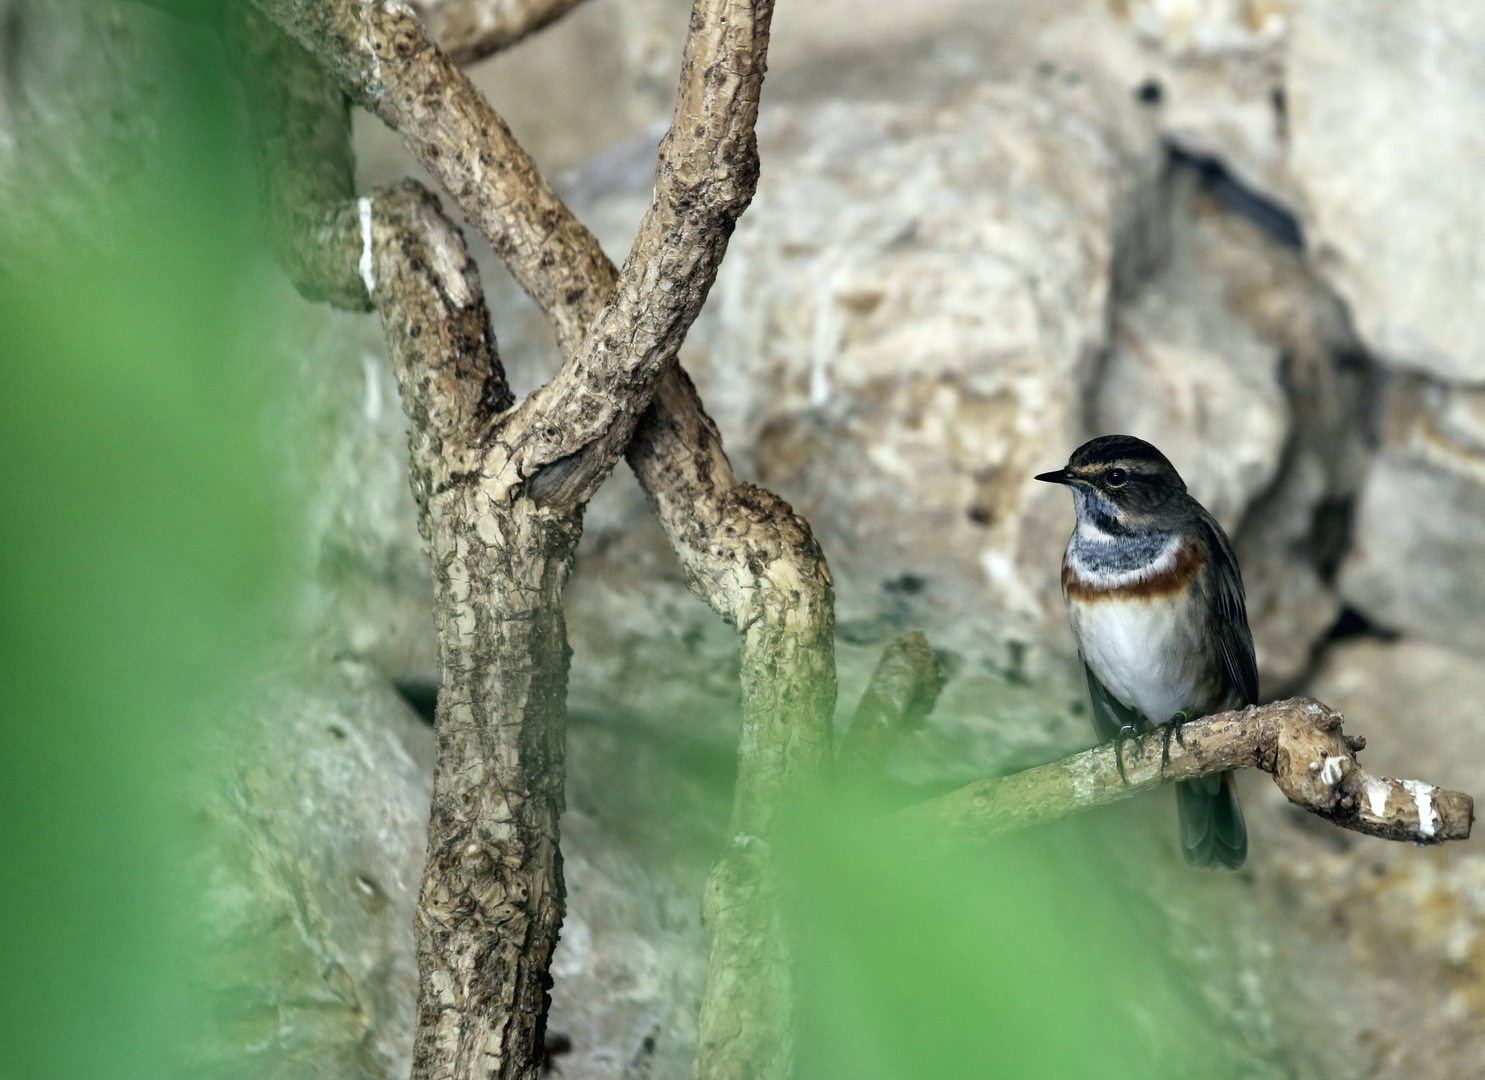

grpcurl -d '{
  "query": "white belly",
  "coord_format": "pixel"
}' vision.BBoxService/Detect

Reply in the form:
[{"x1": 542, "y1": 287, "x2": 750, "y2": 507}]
[{"x1": 1068, "y1": 591, "x2": 1210, "y2": 724}]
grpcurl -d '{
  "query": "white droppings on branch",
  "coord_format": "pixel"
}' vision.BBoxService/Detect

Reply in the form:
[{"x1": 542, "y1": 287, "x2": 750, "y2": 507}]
[
  {"x1": 1365, "y1": 774, "x2": 1390, "y2": 817},
  {"x1": 1403, "y1": 778, "x2": 1439, "y2": 838},
  {"x1": 357, "y1": 195, "x2": 376, "y2": 294}
]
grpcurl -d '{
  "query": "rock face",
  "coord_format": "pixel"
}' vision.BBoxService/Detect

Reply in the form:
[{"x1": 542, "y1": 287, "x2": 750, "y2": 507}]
[
  {"x1": 559, "y1": 79, "x2": 1160, "y2": 778},
  {"x1": 1287, "y1": 0, "x2": 1485, "y2": 382},
  {"x1": 546, "y1": 716, "x2": 729, "y2": 1080},
  {"x1": 688, "y1": 84, "x2": 1140, "y2": 768},
  {"x1": 1278, "y1": 638, "x2": 1485, "y2": 1077},
  {"x1": 196, "y1": 659, "x2": 434, "y2": 1080},
  {"x1": 263, "y1": 273, "x2": 439, "y2": 681},
  {"x1": 1339, "y1": 376, "x2": 1485, "y2": 653}
]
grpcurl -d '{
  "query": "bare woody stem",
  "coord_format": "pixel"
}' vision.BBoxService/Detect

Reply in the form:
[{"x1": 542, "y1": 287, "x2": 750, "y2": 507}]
[
  {"x1": 407, "y1": 0, "x2": 594, "y2": 66},
  {"x1": 901, "y1": 697, "x2": 1474, "y2": 846},
  {"x1": 240, "y1": 1, "x2": 830, "y2": 1075},
  {"x1": 836, "y1": 631, "x2": 945, "y2": 780},
  {"x1": 626, "y1": 370, "x2": 835, "y2": 1080}
]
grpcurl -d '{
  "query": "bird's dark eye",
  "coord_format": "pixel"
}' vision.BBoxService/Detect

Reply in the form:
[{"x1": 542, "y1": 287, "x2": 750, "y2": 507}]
[{"x1": 1105, "y1": 468, "x2": 1128, "y2": 488}]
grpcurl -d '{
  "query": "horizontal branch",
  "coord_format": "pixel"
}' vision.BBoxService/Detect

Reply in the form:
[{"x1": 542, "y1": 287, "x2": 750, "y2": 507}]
[{"x1": 900, "y1": 697, "x2": 1473, "y2": 846}]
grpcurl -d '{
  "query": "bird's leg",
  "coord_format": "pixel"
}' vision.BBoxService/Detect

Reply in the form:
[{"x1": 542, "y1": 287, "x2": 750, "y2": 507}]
[
  {"x1": 1114, "y1": 723, "x2": 1141, "y2": 784},
  {"x1": 1160, "y1": 710, "x2": 1193, "y2": 774}
]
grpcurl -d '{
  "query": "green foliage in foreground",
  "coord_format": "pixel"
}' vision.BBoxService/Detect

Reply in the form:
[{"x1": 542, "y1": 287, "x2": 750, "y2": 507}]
[
  {"x1": 0, "y1": 4, "x2": 278, "y2": 1075},
  {"x1": 784, "y1": 805, "x2": 1204, "y2": 1080}
]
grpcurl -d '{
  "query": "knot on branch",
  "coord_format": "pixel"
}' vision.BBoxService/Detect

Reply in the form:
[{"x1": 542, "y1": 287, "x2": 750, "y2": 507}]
[{"x1": 1267, "y1": 699, "x2": 1472, "y2": 843}]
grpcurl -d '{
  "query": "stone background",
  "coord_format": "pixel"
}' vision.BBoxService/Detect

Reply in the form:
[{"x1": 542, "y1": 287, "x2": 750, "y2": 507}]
[{"x1": 5, "y1": 1, "x2": 1485, "y2": 1077}]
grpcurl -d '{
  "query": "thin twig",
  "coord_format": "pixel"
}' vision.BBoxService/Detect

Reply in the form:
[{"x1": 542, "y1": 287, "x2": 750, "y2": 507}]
[
  {"x1": 836, "y1": 632, "x2": 946, "y2": 780},
  {"x1": 408, "y1": 0, "x2": 592, "y2": 65}
]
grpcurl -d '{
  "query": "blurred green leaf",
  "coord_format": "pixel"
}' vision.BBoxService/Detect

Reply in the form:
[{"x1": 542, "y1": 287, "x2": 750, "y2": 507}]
[
  {"x1": 0, "y1": 3, "x2": 280, "y2": 1075},
  {"x1": 783, "y1": 805, "x2": 1203, "y2": 1080}
]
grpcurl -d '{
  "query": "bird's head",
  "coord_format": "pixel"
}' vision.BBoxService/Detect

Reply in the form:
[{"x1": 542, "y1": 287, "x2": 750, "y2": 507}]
[{"x1": 1035, "y1": 435, "x2": 1187, "y2": 533}]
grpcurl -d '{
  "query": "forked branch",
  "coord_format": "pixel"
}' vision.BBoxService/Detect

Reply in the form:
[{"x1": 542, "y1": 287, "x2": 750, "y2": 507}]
[
  {"x1": 238, "y1": 1, "x2": 825, "y2": 1076},
  {"x1": 252, "y1": 0, "x2": 774, "y2": 512},
  {"x1": 901, "y1": 697, "x2": 1474, "y2": 846}
]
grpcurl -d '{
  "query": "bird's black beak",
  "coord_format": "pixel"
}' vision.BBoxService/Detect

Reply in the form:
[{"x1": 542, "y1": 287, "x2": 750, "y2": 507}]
[{"x1": 1034, "y1": 468, "x2": 1074, "y2": 485}]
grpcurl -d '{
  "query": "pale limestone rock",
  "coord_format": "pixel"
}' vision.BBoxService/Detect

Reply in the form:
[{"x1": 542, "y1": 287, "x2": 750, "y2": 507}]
[
  {"x1": 261, "y1": 269, "x2": 438, "y2": 681},
  {"x1": 1029, "y1": 0, "x2": 1292, "y2": 204},
  {"x1": 1096, "y1": 210, "x2": 1289, "y2": 536},
  {"x1": 545, "y1": 717, "x2": 728, "y2": 1080},
  {"x1": 545, "y1": 83, "x2": 1146, "y2": 776},
  {"x1": 1249, "y1": 637, "x2": 1485, "y2": 1078},
  {"x1": 685, "y1": 85, "x2": 1145, "y2": 771},
  {"x1": 1287, "y1": 0, "x2": 1485, "y2": 382},
  {"x1": 712, "y1": 89, "x2": 1113, "y2": 628},
  {"x1": 1338, "y1": 376, "x2": 1485, "y2": 652},
  {"x1": 196, "y1": 660, "x2": 433, "y2": 1080}
]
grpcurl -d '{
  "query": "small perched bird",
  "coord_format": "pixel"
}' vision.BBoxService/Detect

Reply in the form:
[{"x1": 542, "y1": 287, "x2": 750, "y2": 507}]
[{"x1": 1036, "y1": 435, "x2": 1255, "y2": 869}]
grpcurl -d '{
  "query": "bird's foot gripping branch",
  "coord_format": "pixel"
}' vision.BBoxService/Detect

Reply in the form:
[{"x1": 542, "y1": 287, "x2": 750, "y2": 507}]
[{"x1": 901, "y1": 697, "x2": 1473, "y2": 847}]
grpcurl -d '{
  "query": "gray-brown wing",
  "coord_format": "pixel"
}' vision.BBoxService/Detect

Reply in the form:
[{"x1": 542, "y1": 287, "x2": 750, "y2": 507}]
[
  {"x1": 1083, "y1": 661, "x2": 1143, "y2": 743},
  {"x1": 1197, "y1": 510, "x2": 1258, "y2": 706}
]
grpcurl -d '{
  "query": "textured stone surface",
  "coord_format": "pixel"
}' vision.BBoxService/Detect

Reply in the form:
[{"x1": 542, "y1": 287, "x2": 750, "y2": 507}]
[
  {"x1": 1093, "y1": 156, "x2": 1365, "y2": 693},
  {"x1": 1287, "y1": 0, "x2": 1485, "y2": 382},
  {"x1": 260, "y1": 271, "x2": 438, "y2": 681},
  {"x1": 705, "y1": 87, "x2": 1120, "y2": 633},
  {"x1": 546, "y1": 715, "x2": 729, "y2": 1080},
  {"x1": 1267, "y1": 637, "x2": 1485, "y2": 1078},
  {"x1": 553, "y1": 81, "x2": 1153, "y2": 777},
  {"x1": 1040, "y1": 0, "x2": 1292, "y2": 201},
  {"x1": 196, "y1": 659, "x2": 433, "y2": 1080},
  {"x1": 1339, "y1": 375, "x2": 1485, "y2": 653},
  {"x1": 1096, "y1": 177, "x2": 1290, "y2": 536}
]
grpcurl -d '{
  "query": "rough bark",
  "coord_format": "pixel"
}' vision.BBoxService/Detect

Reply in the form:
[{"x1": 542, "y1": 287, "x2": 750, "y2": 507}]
[
  {"x1": 408, "y1": 0, "x2": 592, "y2": 66},
  {"x1": 237, "y1": 0, "x2": 841, "y2": 1075},
  {"x1": 254, "y1": 0, "x2": 771, "y2": 502},
  {"x1": 366, "y1": 183, "x2": 571, "y2": 1080},
  {"x1": 625, "y1": 369, "x2": 836, "y2": 1080},
  {"x1": 901, "y1": 697, "x2": 1474, "y2": 846},
  {"x1": 230, "y1": 11, "x2": 565, "y2": 1067},
  {"x1": 235, "y1": 1, "x2": 805, "y2": 1077}
]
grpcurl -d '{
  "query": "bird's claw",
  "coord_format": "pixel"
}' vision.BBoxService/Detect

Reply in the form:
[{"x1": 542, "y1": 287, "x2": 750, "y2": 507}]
[
  {"x1": 1114, "y1": 723, "x2": 1141, "y2": 784},
  {"x1": 1160, "y1": 710, "x2": 1193, "y2": 775}
]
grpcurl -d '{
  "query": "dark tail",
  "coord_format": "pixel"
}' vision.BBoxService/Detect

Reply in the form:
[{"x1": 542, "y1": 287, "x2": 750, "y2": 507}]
[{"x1": 1177, "y1": 771, "x2": 1247, "y2": 870}]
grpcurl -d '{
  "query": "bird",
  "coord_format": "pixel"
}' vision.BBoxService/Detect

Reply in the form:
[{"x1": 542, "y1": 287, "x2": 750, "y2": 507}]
[{"x1": 1035, "y1": 434, "x2": 1254, "y2": 870}]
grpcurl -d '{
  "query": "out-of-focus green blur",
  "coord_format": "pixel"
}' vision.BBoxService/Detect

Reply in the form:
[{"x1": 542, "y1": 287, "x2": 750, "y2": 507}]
[
  {"x1": 783, "y1": 804, "x2": 1203, "y2": 1080},
  {"x1": 0, "y1": 2, "x2": 280, "y2": 1075}
]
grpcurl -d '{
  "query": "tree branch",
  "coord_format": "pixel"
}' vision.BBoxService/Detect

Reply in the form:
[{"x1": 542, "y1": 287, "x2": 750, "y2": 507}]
[
  {"x1": 237, "y1": 1, "x2": 828, "y2": 1075},
  {"x1": 250, "y1": 0, "x2": 615, "y2": 359},
  {"x1": 408, "y1": 0, "x2": 592, "y2": 66},
  {"x1": 254, "y1": 0, "x2": 772, "y2": 507},
  {"x1": 625, "y1": 368, "x2": 835, "y2": 1080},
  {"x1": 900, "y1": 697, "x2": 1474, "y2": 846}
]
